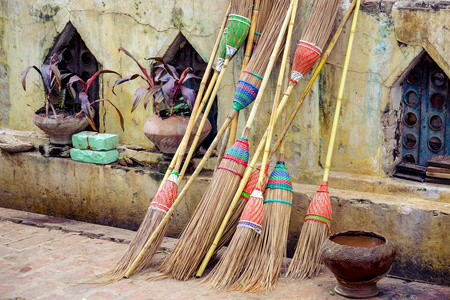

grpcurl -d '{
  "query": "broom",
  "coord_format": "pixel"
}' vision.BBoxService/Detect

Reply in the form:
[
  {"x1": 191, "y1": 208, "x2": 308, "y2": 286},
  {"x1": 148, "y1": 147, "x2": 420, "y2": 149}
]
[
  {"x1": 201, "y1": 2, "x2": 296, "y2": 287},
  {"x1": 286, "y1": 0, "x2": 361, "y2": 280},
  {"x1": 90, "y1": 5, "x2": 232, "y2": 284},
  {"x1": 196, "y1": 0, "x2": 357, "y2": 278},
  {"x1": 157, "y1": 0, "x2": 293, "y2": 281}
]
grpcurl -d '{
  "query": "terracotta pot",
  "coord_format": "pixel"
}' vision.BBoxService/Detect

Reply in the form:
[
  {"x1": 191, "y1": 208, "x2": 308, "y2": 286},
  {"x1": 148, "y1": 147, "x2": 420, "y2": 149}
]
[
  {"x1": 320, "y1": 230, "x2": 396, "y2": 298},
  {"x1": 143, "y1": 113, "x2": 212, "y2": 154},
  {"x1": 33, "y1": 109, "x2": 92, "y2": 145}
]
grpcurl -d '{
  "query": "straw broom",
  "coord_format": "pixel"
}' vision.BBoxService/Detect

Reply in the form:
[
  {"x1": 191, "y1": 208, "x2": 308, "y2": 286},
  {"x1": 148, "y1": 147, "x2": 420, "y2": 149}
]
[
  {"x1": 87, "y1": 5, "x2": 233, "y2": 284},
  {"x1": 157, "y1": 0, "x2": 293, "y2": 281},
  {"x1": 196, "y1": 0, "x2": 357, "y2": 279},
  {"x1": 286, "y1": 0, "x2": 361, "y2": 280},
  {"x1": 202, "y1": 1, "x2": 296, "y2": 289}
]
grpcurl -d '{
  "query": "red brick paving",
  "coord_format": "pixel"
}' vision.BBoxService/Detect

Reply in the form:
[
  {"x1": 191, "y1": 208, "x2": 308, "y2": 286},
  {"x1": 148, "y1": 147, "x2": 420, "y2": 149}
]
[{"x1": 0, "y1": 207, "x2": 449, "y2": 300}]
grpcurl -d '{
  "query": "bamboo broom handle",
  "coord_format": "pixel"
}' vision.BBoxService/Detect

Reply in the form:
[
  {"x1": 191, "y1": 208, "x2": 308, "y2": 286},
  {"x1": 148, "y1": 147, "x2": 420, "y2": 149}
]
[
  {"x1": 257, "y1": 0, "x2": 299, "y2": 184},
  {"x1": 163, "y1": 4, "x2": 231, "y2": 183},
  {"x1": 196, "y1": 0, "x2": 295, "y2": 277},
  {"x1": 124, "y1": 109, "x2": 237, "y2": 278},
  {"x1": 196, "y1": 1, "x2": 357, "y2": 277},
  {"x1": 178, "y1": 58, "x2": 231, "y2": 180},
  {"x1": 323, "y1": 0, "x2": 360, "y2": 183}
]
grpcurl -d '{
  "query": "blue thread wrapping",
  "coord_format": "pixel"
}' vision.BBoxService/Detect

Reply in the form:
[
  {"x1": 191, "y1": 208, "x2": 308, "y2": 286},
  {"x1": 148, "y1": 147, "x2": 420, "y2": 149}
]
[{"x1": 232, "y1": 80, "x2": 259, "y2": 111}]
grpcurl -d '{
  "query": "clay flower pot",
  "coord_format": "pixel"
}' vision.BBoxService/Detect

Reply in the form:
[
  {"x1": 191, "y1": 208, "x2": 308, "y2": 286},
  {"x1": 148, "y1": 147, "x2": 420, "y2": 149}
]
[
  {"x1": 320, "y1": 230, "x2": 396, "y2": 298},
  {"x1": 143, "y1": 113, "x2": 212, "y2": 154},
  {"x1": 33, "y1": 108, "x2": 92, "y2": 145}
]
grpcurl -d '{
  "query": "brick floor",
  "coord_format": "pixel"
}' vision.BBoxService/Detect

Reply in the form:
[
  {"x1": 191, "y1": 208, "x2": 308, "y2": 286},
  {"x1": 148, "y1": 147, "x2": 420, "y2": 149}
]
[{"x1": 0, "y1": 207, "x2": 449, "y2": 300}]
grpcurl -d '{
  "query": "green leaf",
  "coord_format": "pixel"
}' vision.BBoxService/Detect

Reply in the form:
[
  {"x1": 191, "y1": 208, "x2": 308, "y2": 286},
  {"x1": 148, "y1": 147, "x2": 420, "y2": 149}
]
[{"x1": 329, "y1": 289, "x2": 335, "y2": 295}]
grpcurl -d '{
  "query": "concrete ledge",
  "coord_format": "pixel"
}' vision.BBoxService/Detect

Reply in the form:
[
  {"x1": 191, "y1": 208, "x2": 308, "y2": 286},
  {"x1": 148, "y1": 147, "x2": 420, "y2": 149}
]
[{"x1": 0, "y1": 148, "x2": 448, "y2": 286}]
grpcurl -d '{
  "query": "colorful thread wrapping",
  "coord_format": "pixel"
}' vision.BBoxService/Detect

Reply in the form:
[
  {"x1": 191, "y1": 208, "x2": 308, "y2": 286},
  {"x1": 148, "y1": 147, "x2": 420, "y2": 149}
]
[
  {"x1": 263, "y1": 199, "x2": 292, "y2": 206},
  {"x1": 266, "y1": 161, "x2": 293, "y2": 192},
  {"x1": 240, "y1": 164, "x2": 269, "y2": 200},
  {"x1": 225, "y1": 14, "x2": 251, "y2": 58},
  {"x1": 290, "y1": 40, "x2": 322, "y2": 84},
  {"x1": 217, "y1": 166, "x2": 243, "y2": 178},
  {"x1": 222, "y1": 137, "x2": 249, "y2": 167},
  {"x1": 232, "y1": 80, "x2": 259, "y2": 111},
  {"x1": 243, "y1": 70, "x2": 263, "y2": 81},
  {"x1": 217, "y1": 29, "x2": 227, "y2": 61},
  {"x1": 149, "y1": 171, "x2": 179, "y2": 214},
  {"x1": 304, "y1": 183, "x2": 332, "y2": 232},
  {"x1": 238, "y1": 188, "x2": 264, "y2": 234}
]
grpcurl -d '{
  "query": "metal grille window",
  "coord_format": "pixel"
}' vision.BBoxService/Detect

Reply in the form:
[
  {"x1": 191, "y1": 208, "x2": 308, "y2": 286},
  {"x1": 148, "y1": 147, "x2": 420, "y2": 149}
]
[{"x1": 400, "y1": 54, "x2": 450, "y2": 166}]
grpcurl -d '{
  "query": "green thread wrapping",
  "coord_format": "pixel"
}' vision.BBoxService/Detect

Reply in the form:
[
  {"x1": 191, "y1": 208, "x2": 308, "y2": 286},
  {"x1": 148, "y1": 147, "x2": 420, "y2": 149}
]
[
  {"x1": 171, "y1": 171, "x2": 179, "y2": 176},
  {"x1": 250, "y1": 72, "x2": 263, "y2": 80},
  {"x1": 241, "y1": 191, "x2": 250, "y2": 198},
  {"x1": 226, "y1": 15, "x2": 251, "y2": 52},
  {"x1": 305, "y1": 215, "x2": 331, "y2": 224},
  {"x1": 240, "y1": 136, "x2": 248, "y2": 140},
  {"x1": 255, "y1": 31, "x2": 262, "y2": 36},
  {"x1": 263, "y1": 199, "x2": 292, "y2": 206}
]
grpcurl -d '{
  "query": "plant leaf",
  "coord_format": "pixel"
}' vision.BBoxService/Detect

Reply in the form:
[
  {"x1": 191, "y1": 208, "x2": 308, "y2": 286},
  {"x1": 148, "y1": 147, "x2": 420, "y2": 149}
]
[
  {"x1": 119, "y1": 47, "x2": 152, "y2": 82},
  {"x1": 40, "y1": 64, "x2": 53, "y2": 93},
  {"x1": 154, "y1": 89, "x2": 165, "y2": 104},
  {"x1": 78, "y1": 92, "x2": 96, "y2": 130},
  {"x1": 112, "y1": 74, "x2": 141, "y2": 95},
  {"x1": 49, "y1": 102, "x2": 58, "y2": 119},
  {"x1": 147, "y1": 57, "x2": 177, "y2": 80},
  {"x1": 180, "y1": 86, "x2": 196, "y2": 110},
  {"x1": 91, "y1": 99, "x2": 125, "y2": 131},
  {"x1": 143, "y1": 85, "x2": 161, "y2": 109},
  {"x1": 181, "y1": 72, "x2": 201, "y2": 83},
  {"x1": 50, "y1": 64, "x2": 62, "y2": 91},
  {"x1": 131, "y1": 86, "x2": 148, "y2": 112},
  {"x1": 86, "y1": 70, "x2": 121, "y2": 93},
  {"x1": 162, "y1": 78, "x2": 176, "y2": 102},
  {"x1": 178, "y1": 67, "x2": 192, "y2": 84},
  {"x1": 68, "y1": 75, "x2": 87, "y2": 92},
  {"x1": 21, "y1": 66, "x2": 41, "y2": 91}
]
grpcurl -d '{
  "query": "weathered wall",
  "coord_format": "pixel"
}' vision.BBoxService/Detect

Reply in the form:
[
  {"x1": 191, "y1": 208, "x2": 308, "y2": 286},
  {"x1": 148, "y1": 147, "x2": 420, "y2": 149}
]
[{"x1": 3, "y1": 1, "x2": 450, "y2": 179}]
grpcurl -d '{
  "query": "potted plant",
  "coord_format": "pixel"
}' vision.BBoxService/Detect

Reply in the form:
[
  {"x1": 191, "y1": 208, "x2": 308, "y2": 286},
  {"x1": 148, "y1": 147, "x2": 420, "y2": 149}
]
[
  {"x1": 22, "y1": 53, "x2": 124, "y2": 144},
  {"x1": 113, "y1": 47, "x2": 211, "y2": 154}
]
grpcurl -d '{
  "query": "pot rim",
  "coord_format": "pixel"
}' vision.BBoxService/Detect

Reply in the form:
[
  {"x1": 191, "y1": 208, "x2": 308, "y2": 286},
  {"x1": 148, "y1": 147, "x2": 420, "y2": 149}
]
[{"x1": 328, "y1": 230, "x2": 391, "y2": 250}]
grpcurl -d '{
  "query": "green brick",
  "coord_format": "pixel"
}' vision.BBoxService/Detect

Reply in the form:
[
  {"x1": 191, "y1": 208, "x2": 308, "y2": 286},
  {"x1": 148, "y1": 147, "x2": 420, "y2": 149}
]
[
  {"x1": 72, "y1": 131, "x2": 119, "y2": 151},
  {"x1": 70, "y1": 148, "x2": 119, "y2": 164}
]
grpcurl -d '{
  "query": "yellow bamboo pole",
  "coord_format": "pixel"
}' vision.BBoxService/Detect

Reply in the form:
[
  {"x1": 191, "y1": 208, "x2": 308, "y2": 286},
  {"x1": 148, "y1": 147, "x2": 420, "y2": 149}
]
[
  {"x1": 323, "y1": 0, "x2": 360, "y2": 183},
  {"x1": 195, "y1": 0, "x2": 358, "y2": 277}
]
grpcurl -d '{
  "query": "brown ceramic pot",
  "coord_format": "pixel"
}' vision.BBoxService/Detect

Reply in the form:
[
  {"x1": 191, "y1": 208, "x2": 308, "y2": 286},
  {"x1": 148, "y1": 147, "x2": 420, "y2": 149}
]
[
  {"x1": 33, "y1": 109, "x2": 92, "y2": 145},
  {"x1": 320, "y1": 230, "x2": 396, "y2": 298},
  {"x1": 143, "y1": 113, "x2": 212, "y2": 154}
]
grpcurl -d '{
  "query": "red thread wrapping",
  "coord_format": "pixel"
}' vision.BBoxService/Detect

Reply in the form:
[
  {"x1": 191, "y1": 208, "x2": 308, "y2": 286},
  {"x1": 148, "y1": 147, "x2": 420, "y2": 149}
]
[
  {"x1": 217, "y1": 166, "x2": 243, "y2": 178},
  {"x1": 292, "y1": 41, "x2": 322, "y2": 77},
  {"x1": 305, "y1": 183, "x2": 332, "y2": 227},
  {"x1": 239, "y1": 188, "x2": 264, "y2": 225},
  {"x1": 149, "y1": 180, "x2": 178, "y2": 213}
]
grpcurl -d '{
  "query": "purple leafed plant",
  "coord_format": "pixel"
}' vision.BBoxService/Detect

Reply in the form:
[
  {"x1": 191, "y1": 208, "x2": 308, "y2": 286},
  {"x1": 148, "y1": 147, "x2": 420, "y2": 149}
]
[
  {"x1": 67, "y1": 70, "x2": 124, "y2": 131},
  {"x1": 113, "y1": 47, "x2": 200, "y2": 117}
]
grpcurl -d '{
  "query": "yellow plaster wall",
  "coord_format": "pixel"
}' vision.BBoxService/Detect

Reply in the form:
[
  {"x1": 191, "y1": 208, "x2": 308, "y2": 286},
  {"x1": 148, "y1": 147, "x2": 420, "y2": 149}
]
[{"x1": 2, "y1": 1, "x2": 450, "y2": 180}]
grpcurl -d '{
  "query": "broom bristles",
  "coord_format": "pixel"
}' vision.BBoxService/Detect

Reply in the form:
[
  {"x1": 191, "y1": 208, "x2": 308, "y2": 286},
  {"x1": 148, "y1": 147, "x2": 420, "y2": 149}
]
[
  {"x1": 301, "y1": 0, "x2": 341, "y2": 49},
  {"x1": 89, "y1": 209, "x2": 168, "y2": 284},
  {"x1": 244, "y1": 0, "x2": 290, "y2": 87},
  {"x1": 158, "y1": 157, "x2": 247, "y2": 280},
  {"x1": 230, "y1": 0, "x2": 253, "y2": 19},
  {"x1": 237, "y1": 189, "x2": 292, "y2": 292},
  {"x1": 286, "y1": 220, "x2": 329, "y2": 279},
  {"x1": 203, "y1": 226, "x2": 260, "y2": 290}
]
